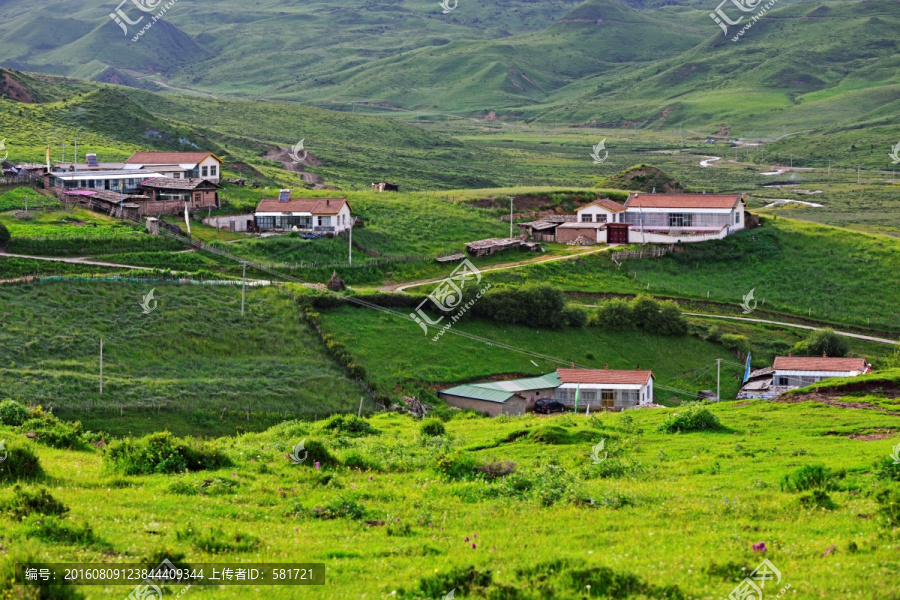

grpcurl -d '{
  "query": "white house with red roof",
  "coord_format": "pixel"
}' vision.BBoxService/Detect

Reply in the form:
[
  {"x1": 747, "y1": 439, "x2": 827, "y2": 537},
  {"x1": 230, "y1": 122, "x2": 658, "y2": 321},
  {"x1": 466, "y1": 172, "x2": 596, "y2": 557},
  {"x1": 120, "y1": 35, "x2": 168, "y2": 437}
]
[
  {"x1": 555, "y1": 367, "x2": 654, "y2": 409},
  {"x1": 622, "y1": 193, "x2": 745, "y2": 243},
  {"x1": 123, "y1": 152, "x2": 223, "y2": 183},
  {"x1": 739, "y1": 354, "x2": 871, "y2": 399},
  {"x1": 254, "y1": 190, "x2": 352, "y2": 234},
  {"x1": 556, "y1": 199, "x2": 632, "y2": 244}
]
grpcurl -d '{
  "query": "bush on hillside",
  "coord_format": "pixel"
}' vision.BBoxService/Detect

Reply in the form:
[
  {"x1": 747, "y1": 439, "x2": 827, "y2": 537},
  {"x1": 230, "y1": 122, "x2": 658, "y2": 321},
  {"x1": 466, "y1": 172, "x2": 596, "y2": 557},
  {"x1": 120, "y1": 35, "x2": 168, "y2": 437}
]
[
  {"x1": 0, "y1": 441, "x2": 43, "y2": 481},
  {"x1": 18, "y1": 415, "x2": 87, "y2": 450},
  {"x1": 562, "y1": 305, "x2": 588, "y2": 328},
  {"x1": 420, "y1": 419, "x2": 446, "y2": 437},
  {"x1": 105, "y1": 432, "x2": 232, "y2": 475},
  {"x1": 721, "y1": 334, "x2": 751, "y2": 358},
  {"x1": 323, "y1": 415, "x2": 379, "y2": 437},
  {"x1": 590, "y1": 295, "x2": 687, "y2": 336},
  {"x1": 0, "y1": 399, "x2": 29, "y2": 426},
  {"x1": 658, "y1": 404, "x2": 722, "y2": 433},
  {"x1": 875, "y1": 456, "x2": 900, "y2": 482},
  {"x1": 804, "y1": 329, "x2": 850, "y2": 357},
  {"x1": 780, "y1": 464, "x2": 838, "y2": 492},
  {"x1": 875, "y1": 487, "x2": 900, "y2": 528},
  {"x1": 0, "y1": 221, "x2": 9, "y2": 247},
  {"x1": 592, "y1": 298, "x2": 633, "y2": 329},
  {"x1": 471, "y1": 284, "x2": 566, "y2": 328},
  {"x1": 0, "y1": 485, "x2": 69, "y2": 519}
]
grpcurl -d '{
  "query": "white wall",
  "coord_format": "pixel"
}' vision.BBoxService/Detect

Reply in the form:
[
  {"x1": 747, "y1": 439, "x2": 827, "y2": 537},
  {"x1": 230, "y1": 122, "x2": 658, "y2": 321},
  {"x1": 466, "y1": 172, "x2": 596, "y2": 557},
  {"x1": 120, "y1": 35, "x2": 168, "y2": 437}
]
[{"x1": 578, "y1": 205, "x2": 620, "y2": 223}]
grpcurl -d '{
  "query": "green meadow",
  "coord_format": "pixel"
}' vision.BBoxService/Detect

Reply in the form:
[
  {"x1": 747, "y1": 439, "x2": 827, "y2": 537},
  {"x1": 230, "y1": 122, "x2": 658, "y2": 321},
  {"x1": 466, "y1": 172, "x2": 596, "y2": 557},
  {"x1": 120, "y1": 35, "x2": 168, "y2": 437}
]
[{"x1": 2, "y1": 397, "x2": 899, "y2": 599}]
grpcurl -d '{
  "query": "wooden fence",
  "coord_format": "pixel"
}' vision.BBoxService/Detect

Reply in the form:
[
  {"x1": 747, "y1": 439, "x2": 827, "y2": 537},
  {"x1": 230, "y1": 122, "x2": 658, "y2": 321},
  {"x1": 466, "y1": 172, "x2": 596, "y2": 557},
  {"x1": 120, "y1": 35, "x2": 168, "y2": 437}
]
[{"x1": 611, "y1": 244, "x2": 674, "y2": 261}]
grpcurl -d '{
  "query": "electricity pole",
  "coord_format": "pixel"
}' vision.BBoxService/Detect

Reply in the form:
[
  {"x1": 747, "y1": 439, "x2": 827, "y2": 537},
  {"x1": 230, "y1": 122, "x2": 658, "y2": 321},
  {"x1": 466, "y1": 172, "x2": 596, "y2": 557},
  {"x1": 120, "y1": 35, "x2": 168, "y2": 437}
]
[
  {"x1": 509, "y1": 196, "x2": 514, "y2": 239},
  {"x1": 99, "y1": 339, "x2": 104, "y2": 395},
  {"x1": 349, "y1": 219, "x2": 353, "y2": 265},
  {"x1": 857, "y1": 165, "x2": 861, "y2": 184},
  {"x1": 716, "y1": 358, "x2": 722, "y2": 401},
  {"x1": 241, "y1": 263, "x2": 246, "y2": 317}
]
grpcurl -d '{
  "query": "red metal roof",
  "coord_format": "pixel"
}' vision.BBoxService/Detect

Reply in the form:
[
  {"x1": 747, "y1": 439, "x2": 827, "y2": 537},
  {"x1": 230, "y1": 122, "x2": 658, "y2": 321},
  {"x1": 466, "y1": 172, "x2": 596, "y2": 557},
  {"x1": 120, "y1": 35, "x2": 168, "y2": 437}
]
[
  {"x1": 626, "y1": 193, "x2": 742, "y2": 209},
  {"x1": 772, "y1": 357, "x2": 867, "y2": 372},
  {"x1": 125, "y1": 152, "x2": 221, "y2": 165},
  {"x1": 255, "y1": 197, "x2": 349, "y2": 215},
  {"x1": 557, "y1": 368, "x2": 653, "y2": 385},
  {"x1": 577, "y1": 199, "x2": 627, "y2": 213}
]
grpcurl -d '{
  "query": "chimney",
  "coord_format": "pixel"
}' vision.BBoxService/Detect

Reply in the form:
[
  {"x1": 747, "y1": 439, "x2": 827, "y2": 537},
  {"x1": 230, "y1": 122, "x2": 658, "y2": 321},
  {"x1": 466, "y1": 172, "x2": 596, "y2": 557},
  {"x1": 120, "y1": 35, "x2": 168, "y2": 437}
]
[
  {"x1": 849, "y1": 352, "x2": 853, "y2": 358},
  {"x1": 652, "y1": 187, "x2": 656, "y2": 194},
  {"x1": 822, "y1": 352, "x2": 827, "y2": 358},
  {"x1": 278, "y1": 189, "x2": 291, "y2": 202},
  {"x1": 326, "y1": 199, "x2": 330, "y2": 206},
  {"x1": 788, "y1": 351, "x2": 792, "y2": 357},
  {"x1": 636, "y1": 364, "x2": 641, "y2": 370},
  {"x1": 604, "y1": 364, "x2": 609, "y2": 369},
  {"x1": 570, "y1": 362, "x2": 575, "y2": 368}
]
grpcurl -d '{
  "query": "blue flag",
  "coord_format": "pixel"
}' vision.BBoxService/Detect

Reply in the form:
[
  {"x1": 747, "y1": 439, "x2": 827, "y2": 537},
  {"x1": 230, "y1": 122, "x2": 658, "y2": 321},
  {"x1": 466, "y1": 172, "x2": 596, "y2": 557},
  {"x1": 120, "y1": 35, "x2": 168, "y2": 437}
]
[{"x1": 743, "y1": 352, "x2": 752, "y2": 384}]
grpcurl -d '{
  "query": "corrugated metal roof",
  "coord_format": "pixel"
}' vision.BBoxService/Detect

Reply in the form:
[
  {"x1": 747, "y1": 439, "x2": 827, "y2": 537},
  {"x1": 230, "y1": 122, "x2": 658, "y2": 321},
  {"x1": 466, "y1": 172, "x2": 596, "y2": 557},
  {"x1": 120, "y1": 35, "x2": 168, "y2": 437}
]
[
  {"x1": 439, "y1": 384, "x2": 513, "y2": 403},
  {"x1": 772, "y1": 357, "x2": 867, "y2": 372},
  {"x1": 440, "y1": 373, "x2": 561, "y2": 403}
]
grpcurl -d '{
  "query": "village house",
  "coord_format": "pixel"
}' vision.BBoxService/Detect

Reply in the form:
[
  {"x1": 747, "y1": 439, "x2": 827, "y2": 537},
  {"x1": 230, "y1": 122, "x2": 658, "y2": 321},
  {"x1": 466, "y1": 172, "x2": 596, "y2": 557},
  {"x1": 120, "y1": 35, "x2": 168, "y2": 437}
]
[
  {"x1": 555, "y1": 367, "x2": 655, "y2": 410},
  {"x1": 123, "y1": 152, "x2": 224, "y2": 183},
  {"x1": 137, "y1": 178, "x2": 220, "y2": 214},
  {"x1": 439, "y1": 373, "x2": 561, "y2": 417},
  {"x1": 555, "y1": 199, "x2": 631, "y2": 245},
  {"x1": 738, "y1": 354, "x2": 870, "y2": 399},
  {"x1": 622, "y1": 193, "x2": 745, "y2": 243},
  {"x1": 49, "y1": 170, "x2": 166, "y2": 194},
  {"x1": 254, "y1": 191, "x2": 352, "y2": 234}
]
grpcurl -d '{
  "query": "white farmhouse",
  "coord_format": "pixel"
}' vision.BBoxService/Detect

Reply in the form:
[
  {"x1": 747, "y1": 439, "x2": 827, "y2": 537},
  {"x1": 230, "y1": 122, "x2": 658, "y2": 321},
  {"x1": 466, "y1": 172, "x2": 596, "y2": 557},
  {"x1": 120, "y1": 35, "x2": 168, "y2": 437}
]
[
  {"x1": 772, "y1": 356, "x2": 869, "y2": 388},
  {"x1": 622, "y1": 193, "x2": 745, "y2": 243},
  {"x1": 123, "y1": 152, "x2": 224, "y2": 183},
  {"x1": 555, "y1": 367, "x2": 654, "y2": 410},
  {"x1": 254, "y1": 190, "x2": 353, "y2": 234}
]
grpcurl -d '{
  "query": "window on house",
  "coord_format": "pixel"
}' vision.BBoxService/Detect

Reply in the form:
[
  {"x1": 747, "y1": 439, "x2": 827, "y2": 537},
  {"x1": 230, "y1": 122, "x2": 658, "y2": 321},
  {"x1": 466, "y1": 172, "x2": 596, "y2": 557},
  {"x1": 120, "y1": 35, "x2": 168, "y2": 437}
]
[
  {"x1": 210, "y1": 165, "x2": 217, "y2": 176},
  {"x1": 597, "y1": 214, "x2": 607, "y2": 223},
  {"x1": 319, "y1": 216, "x2": 332, "y2": 227},
  {"x1": 735, "y1": 212, "x2": 741, "y2": 224},
  {"x1": 582, "y1": 214, "x2": 593, "y2": 222},
  {"x1": 201, "y1": 166, "x2": 209, "y2": 177},
  {"x1": 668, "y1": 213, "x2": 693, "y2": 227}
]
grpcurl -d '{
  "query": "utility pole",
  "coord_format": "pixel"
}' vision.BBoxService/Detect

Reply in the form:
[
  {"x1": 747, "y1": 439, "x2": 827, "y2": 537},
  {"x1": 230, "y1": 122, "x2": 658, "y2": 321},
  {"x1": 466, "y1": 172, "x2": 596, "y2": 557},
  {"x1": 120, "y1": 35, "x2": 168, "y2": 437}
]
[
  {"x1": 74, "y1": 137, "x2": 77, "y2": 165},
  {"x1": 790, "y1": 154, "x2": 793, "y2": 169},
  {"x1": 99, "y1": 339, "x2": 104, "y2": 395},
  {"x1": 828, "y1": 158, "x2": 831, "y2": 175},
  {"x1": 509, "y1": 196, "x2": 514, "y2": 239},
  {"x1": 349, "y1": 219, "x2": 353, "y2": 265},
  {"x1": 716, "y1": 358, "x2": 722, "y2": 401},
  {"x1": 241, "y1": 263, "x2": 246, "y2": 317},
  {"x1": 857, "y1": 165, "x2": 861, "y2": 184},
  {"x1": 358, "y1": 396, "x2": 364, "y2": 418}
]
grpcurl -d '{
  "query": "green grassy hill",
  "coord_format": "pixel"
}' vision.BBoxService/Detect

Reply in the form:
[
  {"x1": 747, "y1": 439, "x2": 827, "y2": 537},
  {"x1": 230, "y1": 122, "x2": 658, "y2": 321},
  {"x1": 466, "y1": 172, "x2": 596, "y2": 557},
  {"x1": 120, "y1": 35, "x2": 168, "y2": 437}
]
[
  {"x1": 0, "y1": 282, "x2": 366, "y2": 434},
  {"x1": 1, "y1": 397, "x2": 899, "y2": 598}
]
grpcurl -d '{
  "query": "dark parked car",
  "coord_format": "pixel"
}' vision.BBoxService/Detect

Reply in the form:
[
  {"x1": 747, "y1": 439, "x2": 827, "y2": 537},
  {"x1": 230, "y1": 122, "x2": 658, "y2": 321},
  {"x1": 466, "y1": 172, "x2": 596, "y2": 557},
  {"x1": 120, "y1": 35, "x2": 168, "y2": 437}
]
[{"x1": 534, "y1": 398, "x2": 566, "y2": 414}]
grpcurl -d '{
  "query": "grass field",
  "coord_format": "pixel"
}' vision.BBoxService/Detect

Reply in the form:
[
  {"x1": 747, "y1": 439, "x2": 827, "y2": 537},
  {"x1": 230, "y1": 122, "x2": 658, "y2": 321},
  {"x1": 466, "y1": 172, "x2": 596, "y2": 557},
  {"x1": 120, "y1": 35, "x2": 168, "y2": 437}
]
[
  {"x1": 1, "y1": 395, "x2": 899, "y2": 599},
  {"x1": 0, "y1": 282, "x2": 366, "y2": 435}
]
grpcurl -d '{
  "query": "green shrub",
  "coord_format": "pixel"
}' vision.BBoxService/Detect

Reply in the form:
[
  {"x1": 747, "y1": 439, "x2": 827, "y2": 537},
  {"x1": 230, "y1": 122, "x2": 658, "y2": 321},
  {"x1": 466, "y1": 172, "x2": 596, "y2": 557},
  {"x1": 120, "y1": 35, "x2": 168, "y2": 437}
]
[
  {"x1": 799, "y1": 489, "x2": 837, "y2": 510},
  {"x1": 0, "y1": 399, "x2": 29, "y2": 426},
  {"x1": 562, "y1": 305, "x2": 588, "y2": 328},
  {"x1": 659, "y1": 405, "x2": 722, "y2": 433},
  {"x1": 630, "y1": 294, "x2": 661, "y2": 329},
  {"x1": 874, "y1": 456, "x2": 900, "y2": 482},
  {"x1": 471, "y1": 284, "x2": 566, "y2": 328},
  {"x1": 313, "y1": 494, "x2": 367, "y2": 520},
  {"x1": 176, "y1": 523, "x2": 260, "y2": 553},
  {"x1": 323, "y1": 415, "x2": 379, "y2": 437},
  {"x1": 436, "y1": 451, "x2": 480, "y2": 481},
  {"x1": 528, "y1": 426, "x2": 574, "y2": 445},
  {"x1": 420, "y1": 419, "x2": 446, "y2": 437},
  {"x1": 875, "y1": 487, "x2": 900, "y2": 528},
  {"x1": 18, "y1": 416, "x2": 87, "y2": 450},
  {"x1": 721, "y1": 334, "x2": 751, "y2": 357},
  {"x1": 0, "y1": 221, "x2": 9, "y2": 247},
  {"x1": 654, "y1": 301, "x2": 689, "y2": 336},
  {"x1": 105, "y1": 432, "x2": 232, "y2": 475},
  {"x1": 0, "y1": 485, "x2": 69, "y2": 519},
  {"x1": 0, "y1": 441, "x2": 43, "y2": 481},
  {"x1": 534, "y1": 464, "x2": 579, "y2": 506},
  {"x1": 781, "y1": 464, "x2": 837, "y2": 492},
  {"x1": 22, "y1": 514, "x2": 99, "y2": 546},
  {"x1": 592, "y1": 298, "x2": 633, "y2": 329},
  {"x1": 297, "y1": 439, "x2": 337, "y2": 467},
  {"x1": 805, "y1": 329, "x2": 850, "y2": 357}
]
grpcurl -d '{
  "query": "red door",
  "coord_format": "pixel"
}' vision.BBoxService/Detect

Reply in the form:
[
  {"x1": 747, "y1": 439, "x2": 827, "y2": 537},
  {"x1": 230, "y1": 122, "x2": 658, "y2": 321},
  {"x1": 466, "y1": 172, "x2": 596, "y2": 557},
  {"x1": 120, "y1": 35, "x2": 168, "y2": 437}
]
[{"x1": 608, "y1": 225, "x2": 629, "y2": 244}]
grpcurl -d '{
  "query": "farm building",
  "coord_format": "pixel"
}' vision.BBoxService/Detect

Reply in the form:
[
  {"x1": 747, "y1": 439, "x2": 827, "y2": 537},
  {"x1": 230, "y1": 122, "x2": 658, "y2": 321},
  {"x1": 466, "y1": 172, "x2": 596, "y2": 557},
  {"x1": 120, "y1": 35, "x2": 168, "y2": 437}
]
[
  {"x1": 137, "y1": 178, "x2": 220, "y2": 214},
  {"x1": 49, "y1": 170, "x2": 165, "y2": 194},
  {"x1": 254, "y1": 191, "x2": 353, "y2": 234},
  {"x1": 739, "y1": 355, "x2": 870, "y2": 398},
  {"x1": 124, "y1": 152, "x2": 223, "y2": 183},
  {"x1": 439, "y1": 373, "x2": 561, "y2": 417},
  {"x1": 622, "y1": 193, "x2": 745, "y2": 243},
  {"x1": 64, "y1": 189, "x2": 146, "y2": 220},
  {"x1": 517, "y1": 215, "x2": 575, "y2": 242},
  {"x1": 555, "y1": 367, "x2": 654, "y2": 410}
]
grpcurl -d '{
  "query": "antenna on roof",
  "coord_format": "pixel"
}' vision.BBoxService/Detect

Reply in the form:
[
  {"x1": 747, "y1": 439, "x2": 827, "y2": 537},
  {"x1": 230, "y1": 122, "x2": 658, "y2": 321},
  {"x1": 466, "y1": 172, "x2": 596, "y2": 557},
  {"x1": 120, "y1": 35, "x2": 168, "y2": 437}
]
[
  {"x1": 279, "y1": 189, "x2": 291, "y2": 202},
  {"x1": 652, "y1": 187, "x2": 656, "y2": 194}
]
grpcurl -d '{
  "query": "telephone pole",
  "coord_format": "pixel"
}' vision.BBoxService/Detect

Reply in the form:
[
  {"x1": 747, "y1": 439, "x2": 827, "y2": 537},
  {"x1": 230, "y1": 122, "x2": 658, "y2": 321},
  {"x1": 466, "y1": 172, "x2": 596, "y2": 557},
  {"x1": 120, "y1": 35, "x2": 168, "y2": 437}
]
[
  {"x1": 99, "y1": 339, "x2": 104, "y2": 395},
  {"x1": 716, "y1": 358, "x2": 722, "y2": 401},
  {"x1": 509, "y1": 196, "x2": 514, "y2": 239},
  {"x1": 241, "y1": 263, "x2": 246, "y2": 317}
]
